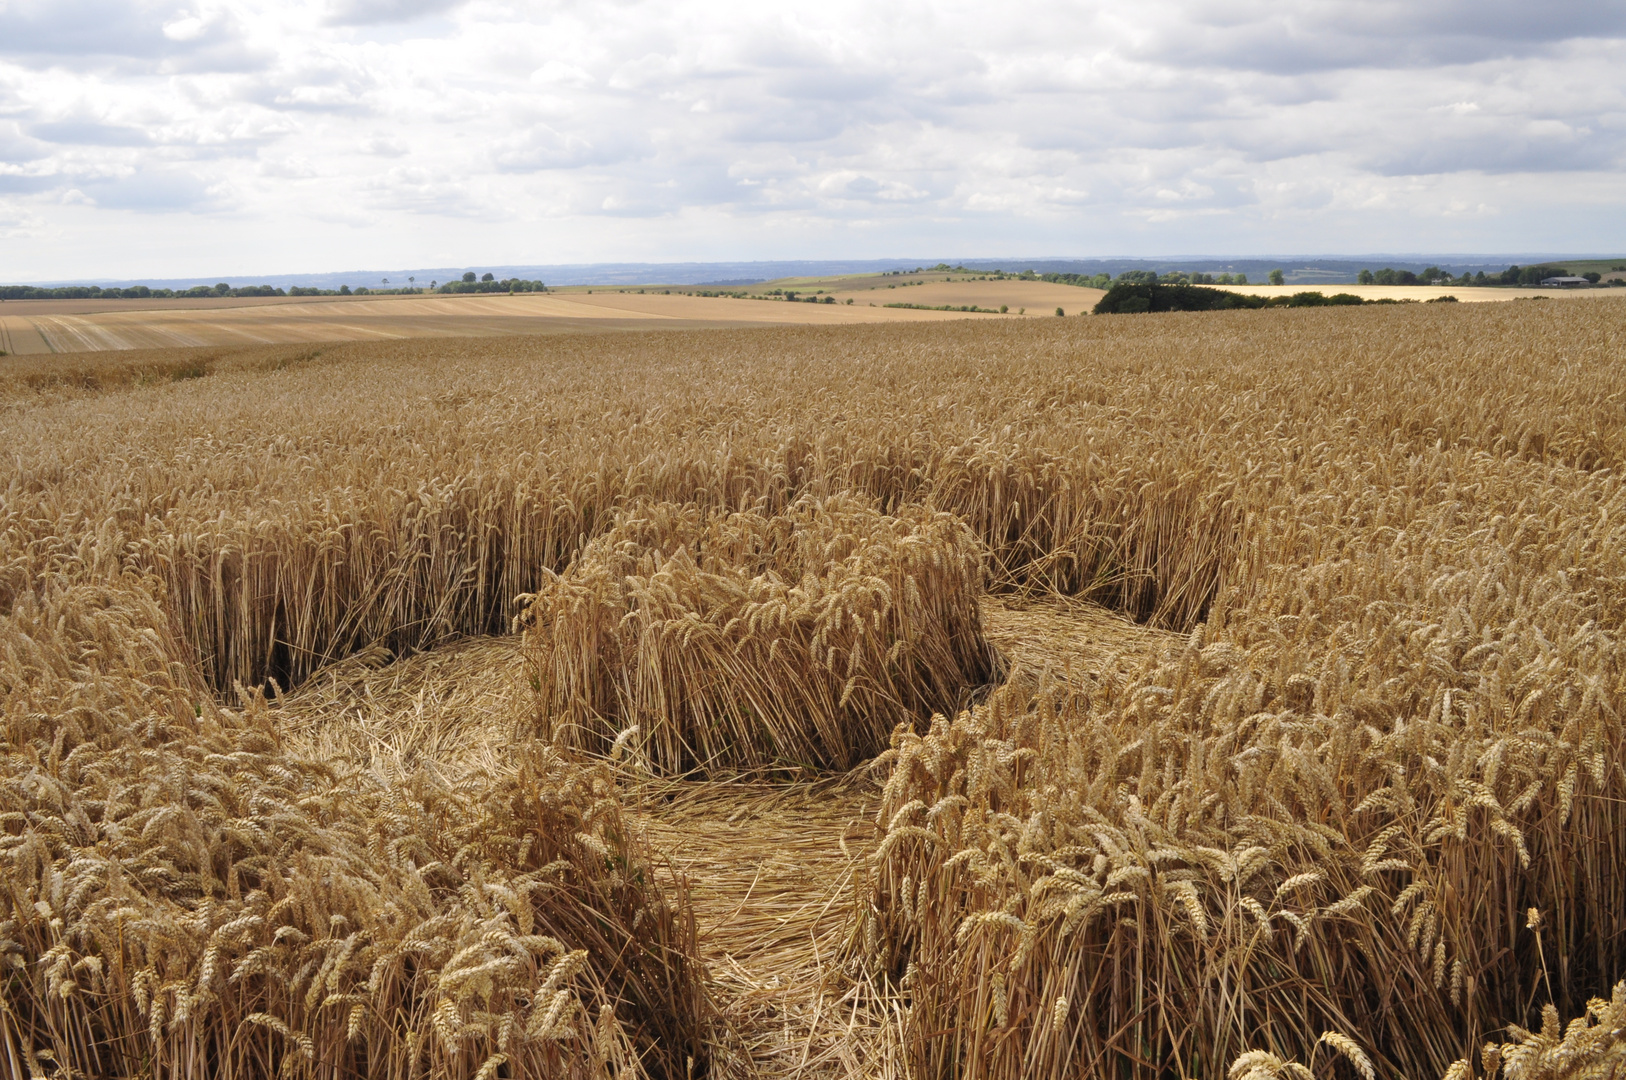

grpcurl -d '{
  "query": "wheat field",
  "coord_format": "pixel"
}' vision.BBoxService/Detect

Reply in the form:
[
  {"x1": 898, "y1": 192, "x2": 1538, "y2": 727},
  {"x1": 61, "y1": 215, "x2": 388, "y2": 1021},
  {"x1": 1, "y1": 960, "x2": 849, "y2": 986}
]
[{"x1": 5, "y1": 299, "x2": 1626, "y2": 1079}]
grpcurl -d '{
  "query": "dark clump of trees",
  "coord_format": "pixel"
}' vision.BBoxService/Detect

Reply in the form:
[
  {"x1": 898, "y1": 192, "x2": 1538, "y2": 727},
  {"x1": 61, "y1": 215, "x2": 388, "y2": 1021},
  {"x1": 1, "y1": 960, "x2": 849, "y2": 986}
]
[
  {"x1": 1284, "y1": 291, "x2": 1368, "y2": 307},
  {"x1": 437, "y1": 272, "x2": 547, "y2": 294},
  {"x1": 1095, "y1": 283, "x2": 1386, "y2": 315},
  {"x1": 1359, "y1": 268, "x2": 1420, "y2": 285},
  {"x1": 1094, "y1": 282, "x2": 1267, "y2": 314},
  {"x1": 1495, "y1": 265, "x2": 1571, "y2": 286}
]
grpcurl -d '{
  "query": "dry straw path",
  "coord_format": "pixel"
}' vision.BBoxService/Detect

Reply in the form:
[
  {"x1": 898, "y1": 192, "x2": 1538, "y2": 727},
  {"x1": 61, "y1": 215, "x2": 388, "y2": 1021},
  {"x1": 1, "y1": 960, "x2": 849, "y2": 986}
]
[{"x1": 269, "y1": 596, "x2": 1169, "y2": 1078}]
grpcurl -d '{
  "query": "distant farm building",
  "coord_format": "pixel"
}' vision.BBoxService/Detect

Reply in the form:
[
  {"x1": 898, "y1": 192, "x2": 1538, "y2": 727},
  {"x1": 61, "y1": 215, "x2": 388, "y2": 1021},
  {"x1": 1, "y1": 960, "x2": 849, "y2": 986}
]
[{"x1": 1540, "y1": 276, "x2": 1591, "y2": 287}]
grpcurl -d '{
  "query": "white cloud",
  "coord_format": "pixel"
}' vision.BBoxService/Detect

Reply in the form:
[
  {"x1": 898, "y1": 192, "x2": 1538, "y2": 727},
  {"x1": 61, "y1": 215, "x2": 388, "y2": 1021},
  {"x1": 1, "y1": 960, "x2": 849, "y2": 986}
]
[{"x1": 0, "y1": 0, "x2": 1623, "y2": 279}]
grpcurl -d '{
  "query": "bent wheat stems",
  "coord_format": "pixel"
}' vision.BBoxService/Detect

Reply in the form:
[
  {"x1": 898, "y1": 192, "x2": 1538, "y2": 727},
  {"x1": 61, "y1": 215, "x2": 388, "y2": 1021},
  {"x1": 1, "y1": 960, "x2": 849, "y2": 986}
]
[{"x1": 5, "y1": 298, "x2": 1626, "y2": 1078}]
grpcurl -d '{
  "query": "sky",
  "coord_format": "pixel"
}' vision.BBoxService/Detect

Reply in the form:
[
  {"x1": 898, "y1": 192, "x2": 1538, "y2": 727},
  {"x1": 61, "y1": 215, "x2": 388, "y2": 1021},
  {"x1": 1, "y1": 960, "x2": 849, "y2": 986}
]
[{"x1": 0, "y1": 1, "x2": 1623, "y2": 281}]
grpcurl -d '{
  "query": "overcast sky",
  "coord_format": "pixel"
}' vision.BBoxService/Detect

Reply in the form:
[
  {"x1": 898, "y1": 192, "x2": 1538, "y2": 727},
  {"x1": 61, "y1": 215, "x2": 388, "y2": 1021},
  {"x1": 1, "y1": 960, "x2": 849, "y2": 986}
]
[{"x1": 1, "y1": 1, "x2": 1622, "y2": 280}]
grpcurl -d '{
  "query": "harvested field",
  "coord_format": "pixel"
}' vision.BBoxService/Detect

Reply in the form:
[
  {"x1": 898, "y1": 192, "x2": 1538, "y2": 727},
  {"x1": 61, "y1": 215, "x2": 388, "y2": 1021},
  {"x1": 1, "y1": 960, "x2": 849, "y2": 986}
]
[
  {"x1": 824, "y1": 279, "x2": 1105, "y2": 313},
  {"x1": 6, "y1": 298, "x2": 1626, "y2": 1080},
  {"x1": 0, "y1": 289, "x2": 991, "y2": 355},
  {"x1": 2, "y1": 279, "x2": 1596, "y2": 357}
]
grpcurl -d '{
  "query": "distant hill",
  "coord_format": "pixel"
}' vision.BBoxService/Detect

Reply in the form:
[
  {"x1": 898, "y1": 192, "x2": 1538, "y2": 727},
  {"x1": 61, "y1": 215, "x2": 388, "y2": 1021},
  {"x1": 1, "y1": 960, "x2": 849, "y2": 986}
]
[{"x1": 13, "y1": 255, "x2": 1623, "y2": 292}]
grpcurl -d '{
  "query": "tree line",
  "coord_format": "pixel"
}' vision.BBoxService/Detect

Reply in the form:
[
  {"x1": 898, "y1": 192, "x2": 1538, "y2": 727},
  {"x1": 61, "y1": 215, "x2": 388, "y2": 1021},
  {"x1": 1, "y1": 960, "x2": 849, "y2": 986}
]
[
  {"x1": 0, "y1": 282, "x2": 291, "y2": 301},
  {"x1": 1359, "y1": 264, "x2": 1612, "y2": 286},
  {"x1": 0, "y1": 271, "x2": 549, "y2": 302}
]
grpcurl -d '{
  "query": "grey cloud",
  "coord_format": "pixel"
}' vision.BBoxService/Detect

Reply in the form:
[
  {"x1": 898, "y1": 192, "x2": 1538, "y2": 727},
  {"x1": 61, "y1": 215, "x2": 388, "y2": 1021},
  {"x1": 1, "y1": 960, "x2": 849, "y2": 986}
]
[
  {"x1": 1366, "y1": 124, "x2": 1619, "y2": 177},
  {"x1": 491, "y1": 126, "x2": 651, "y2": 172},
  {"x1": 761, "y1": 68, "x2": 892, "y2": 105},
  {"x1": 723, "y1": 106, "x2": 852, "y2": 145},
  {"x1": 1148, "y1": 3, "x2": 1626, "y2": 75},
  {"x1": 0, "y1": 0, "x2": 263, "y2": 71},
  {"x1": 0, "y1": 122, "x2": 49, "y2": 162},
  {"x1": 78, "y1": 169, "x2": 215, "y2": 211},
  {"x1": 28, "y1": 120, "x2": 153, "y2": 146},
  {"x1": 241, "y1": 61, "x2": 382, "y2": 114},
  {"x1": 0, "y1": 0, "x2": 170, "y2": 59},
  {"x1": 359, "y1": 135, "x2": 409, "y2": 157},
  {"x1": 326, "y1": 0, "x2": 468, "y2": 26},
  {"x1": 362, "y1": 166, "x2": 501, "y2": 218},
  {"x1": 0, "y1": 173, "x2": 59, "y2": 194},
  {"x1": 819, "y1": 173, "x2": 936, "y2": 204}
]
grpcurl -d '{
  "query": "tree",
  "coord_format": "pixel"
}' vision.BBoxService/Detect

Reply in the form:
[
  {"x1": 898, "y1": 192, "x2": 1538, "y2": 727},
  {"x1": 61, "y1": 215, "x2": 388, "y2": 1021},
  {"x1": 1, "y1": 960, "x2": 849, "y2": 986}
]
[
  {"x1": 1055, "y1": 307, "x2": 1065, "y2": 317},
  {"x1": 382, "y1": 278, "x2": 389, "y2": 286},
  {"x1": 338, "y1": 285, "x2": 351, "y2": 295},
  {"x1": 1357, "y1": 269, "x2": 1375, "y2": 285},
  {"x1": 1510, "y1": 265, "x2": 1568, "y2": 286},
  {"x1": 462, "y1": 272, "x2": 476, "y2": 283},
  {"x1": 481, "y1": 273, "x2": 495, "y2": 282},
  {"x1": 408, "y1": 276, "x2": 415, "y2": 289},
  {"x1": 1235, "y1": 273, "x2": 1248, "y2": 285},
  {"x1": 1268, "y1": 269, "x2": 1285, "y2": 285}
]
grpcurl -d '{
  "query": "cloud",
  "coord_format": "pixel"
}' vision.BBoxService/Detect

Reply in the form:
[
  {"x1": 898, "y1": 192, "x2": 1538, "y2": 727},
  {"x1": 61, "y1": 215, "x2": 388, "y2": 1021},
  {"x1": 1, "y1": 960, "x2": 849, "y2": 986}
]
[
  {"x1": 491, "y1": 128, "x2": 651, "y2": 172},
  {"x1": 361, "y1": 165, "x2": 504, "y2": 218},
  {"x1": 1, "y1": 0, "x2": 1625, "y2": 278},
  {"x1": 0, "y1": 171, "x2": 60, "y2": 195},
  {"x1": 28, "y1": 120, "x2": 153, "y2": 146},
  {"x1": 1365, "y1": 118, "x2": 1617, "y2": 177},
  {"x1": 358, "y1": 134, "x2": 409, "y2": 156},
  {"x1": 0, "y1": 0, "x2": 173, "y2": 59},
  {"x1": 77, "y1": 168, "x2": 218, "y2": 211},
  {"x1": 0, "y1": 201, "x2": 46, "y2": 237},
  {"x1": 0, "y1": 0, "x2": 263, "y2": 70},
  {"x1": 257, "y1": 154, "x2": 318, "y2": 178},
  {"x1": 325, "y1": 0, "x2": 468, "y2": 26},
  {"x1": 1141, "y1": 3, "x2": 1626, "y2": 74},
  {"x1": 0, "y1": 121, "x2": 49, "y2": 162}
]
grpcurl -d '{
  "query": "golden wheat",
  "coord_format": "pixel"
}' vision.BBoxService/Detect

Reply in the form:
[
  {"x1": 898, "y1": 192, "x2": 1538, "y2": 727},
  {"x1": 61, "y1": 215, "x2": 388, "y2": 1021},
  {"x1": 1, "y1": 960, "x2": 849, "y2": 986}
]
[
  {"x1": 518, "y1": 494, "x2": 999, "y2": 775},
  {"x1": 855, "y1": 425, "x2": 1626, "y2": 1079},
  {"x1": 0, "y1": 577, "x2": 710, "y2": 1079},
  {"x1": 4, "y1": 299, "x2": 1626, "y2": 1078}
]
